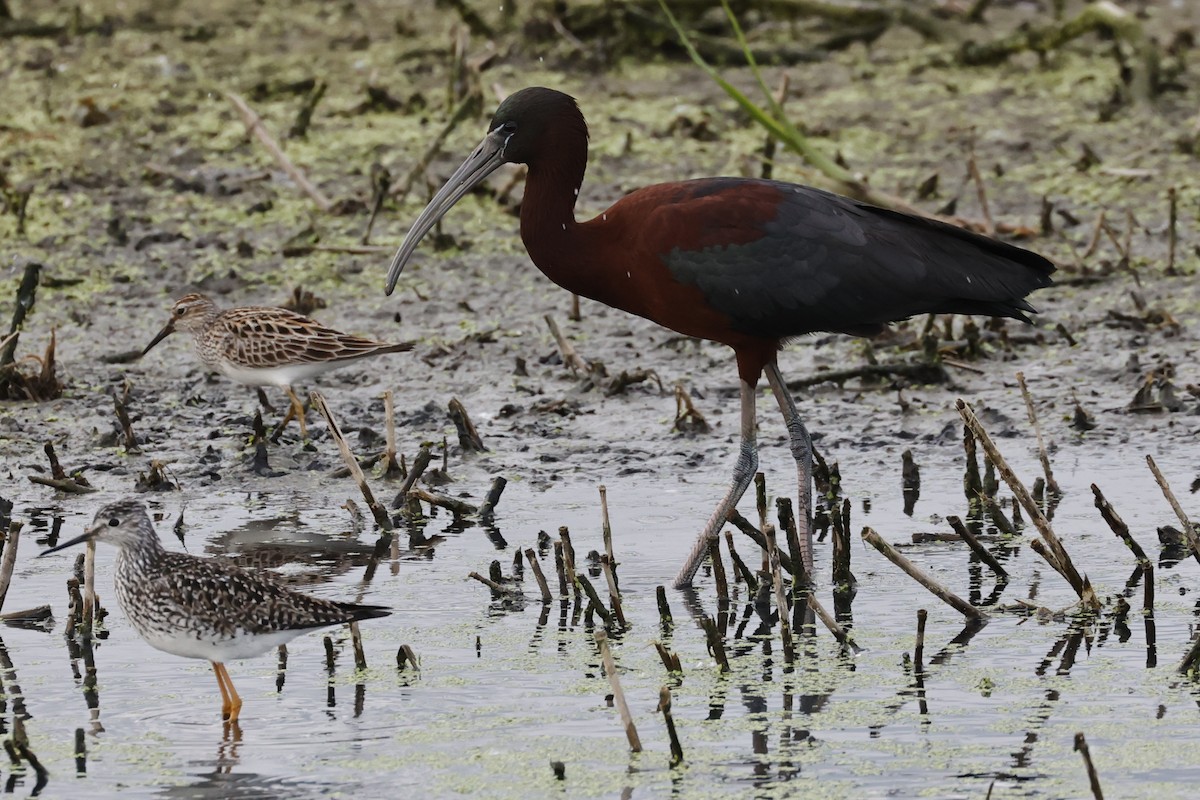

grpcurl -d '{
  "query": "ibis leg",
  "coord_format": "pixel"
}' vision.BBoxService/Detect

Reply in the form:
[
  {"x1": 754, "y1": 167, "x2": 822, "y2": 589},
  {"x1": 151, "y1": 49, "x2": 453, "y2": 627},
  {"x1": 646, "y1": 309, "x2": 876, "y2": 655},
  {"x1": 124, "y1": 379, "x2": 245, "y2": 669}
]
[
  {"x1": 765, "y1": 362, "x2": 814, "y2": 573},
  {"x1": 673, "y1": 380, "x2": 758, "y2": 589}
]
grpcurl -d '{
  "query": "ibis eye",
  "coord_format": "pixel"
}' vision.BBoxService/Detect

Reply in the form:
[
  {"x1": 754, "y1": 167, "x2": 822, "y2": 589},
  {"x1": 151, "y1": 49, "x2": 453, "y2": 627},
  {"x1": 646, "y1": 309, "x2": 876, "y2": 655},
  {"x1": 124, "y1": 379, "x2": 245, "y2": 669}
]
[
  {"x1": 501, "y1": 121, "x2": 517, "y2": 134},
  {"x1": 108, "y1": 517, "x2": 120, "y2": 527}
]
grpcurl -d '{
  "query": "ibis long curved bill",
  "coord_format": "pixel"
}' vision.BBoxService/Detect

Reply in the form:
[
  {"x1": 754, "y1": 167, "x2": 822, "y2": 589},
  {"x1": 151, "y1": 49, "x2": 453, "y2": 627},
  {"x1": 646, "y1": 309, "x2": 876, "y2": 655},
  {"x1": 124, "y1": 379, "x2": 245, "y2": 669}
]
[{"x1": 384, "y1": 127, "x2": 510, "y2": 295}]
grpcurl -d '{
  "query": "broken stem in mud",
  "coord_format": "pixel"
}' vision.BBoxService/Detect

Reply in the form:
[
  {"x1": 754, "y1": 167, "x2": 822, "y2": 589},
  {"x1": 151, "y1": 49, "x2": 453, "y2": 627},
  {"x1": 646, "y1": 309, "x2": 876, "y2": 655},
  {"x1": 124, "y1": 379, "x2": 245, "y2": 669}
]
[
  {"x1": 311, "y1": 392, "x2": 393, "y2": 532},
  {"x1": 1073, "y1": 732, "x2": 1105, "y2": 800},
  {"x1": 861, "y1": 527, "x2": 983, "y2": 620},
  {"x1": 225, "y1": 91, "x2": 333, "y2": 212},
  {"x1": 393, "y1": 443, "x2": 432, "y2": 508},
  {"x1": 600, "y1": 555, "x2": 626, "y2": 627},
  {"x1": 468, "y1": 571, "x2": 518, "y2": 595},
  {"x1": 477, "y1": 476, "x2": 507, "y2": 522},
  {"x1": 764, "y1": 524, "x2": 794, "y2": 663},
  {"x1": 1180, "y1": 631, "x2": 1200, "y2": 676},
  {"x1": 81, "y1": 540, "x2": 96, "y2": 630},
  {"x1": 553, "y1": 541, "x2": 568, "y2": 597},
  {"x1": 1090, "y1": 484, "x2": 1150, "y2": 569},
  {"x1": 524, "y1": 547, "x2": 553, "y2": 603},
  {"x1": 1145, "y1": 455, "x2": 1200, "y2": 564},
  {"x1": 966, "y1": 135, "x2": 994, "y2": 235},
  {"x1": 915, "y1": 608, "x2": 928, "y2": 665},
  {"x1": 396, "y1": 644, "x2": 420, "y2": 671},
  {"x1": 576, "y1": 573, "x2": 614, "y2": 627},
  {"x1": 654, "y1": 641, "x2": 682, "y2": 674},
  {"x1": 656, "y1": 585, "x2": 673, "y2": 627},
  {"x1": 658, "y1": 686, "x2": 685, "y2": 767},
  {"x1": 1167, "y1": 186, "x2": 1178, "y2": 275},
  {"x1": 957, "y1": 399, "x2": 1093, "y2": 605},
  {"x1": 724, "y1": 530, "x2": 759, "y2": 592},
  {"x1": 1016, "y1": 372, "x2": 1060, "y2": 496},
  {"x1": 807, "y1": 592, "x2": 858, "y2": 651},
  {"x1": 448, "y1": 397, "x2": 487, "y2": 453},
  {"x1": 112, "y1": 390, "x2": 139, "y2": 454},
  {"x1": 700, "y1": 615, "x2": 730, "y2": 673},
  {"x1": 560, "y1": 527, "x2": 581, "y2": 603},
  {"x1": 595, "y1": 629, "x2": 642, "y2": 752},
  {"x1": 708, "y1": 534, "x2": 730, "y2": 604},
  {"x1": 0, "y1": 522, "x2": 21, "y2": 613},
  {"x1": 544, "y1": 314, "x2": 590, "y2": 375},
  {"x1": 382, "y1": 390, "x2": 401, "y2": 478},
  {"x1": 729, "y1": 511, "x2": 798, "y2": 577},
  {"x1": 409, "y1": 487, "x2": 477, "y2": 518},
  {"x1": 947, "y1": 515, "x2": 1009, "y2": 579},
  {"x1": 349, "y1": 622, "x2": 367, "y2": 671},
  {"x1": 599, "y1": 485, "x2": 615, "y2": 566}
]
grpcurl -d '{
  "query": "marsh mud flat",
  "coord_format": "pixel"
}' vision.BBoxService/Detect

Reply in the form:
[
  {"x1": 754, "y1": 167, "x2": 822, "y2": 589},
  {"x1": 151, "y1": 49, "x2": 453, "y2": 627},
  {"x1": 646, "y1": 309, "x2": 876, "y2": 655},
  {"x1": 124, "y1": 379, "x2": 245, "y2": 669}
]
[{"x1": 3, "y1": 0, "x2": 1200, "y2": 797}]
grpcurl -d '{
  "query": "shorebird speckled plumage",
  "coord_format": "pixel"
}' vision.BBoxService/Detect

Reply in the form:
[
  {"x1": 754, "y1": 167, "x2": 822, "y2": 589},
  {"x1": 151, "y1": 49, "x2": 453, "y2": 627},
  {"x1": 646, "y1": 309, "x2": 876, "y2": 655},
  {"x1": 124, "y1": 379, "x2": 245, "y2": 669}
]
[
  {"x1": 142, "y1": 293, "x2": 413, "y2": 437},
  {"x1": 40, "y1": 498, "x2": 391, "y2": 722}
]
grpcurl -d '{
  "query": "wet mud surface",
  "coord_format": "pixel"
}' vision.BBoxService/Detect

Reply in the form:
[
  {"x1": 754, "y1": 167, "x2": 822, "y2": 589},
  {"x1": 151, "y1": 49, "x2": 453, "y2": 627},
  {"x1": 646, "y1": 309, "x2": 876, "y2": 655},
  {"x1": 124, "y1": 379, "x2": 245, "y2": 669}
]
[{"x1": 3, "y1": 0, "x2": 1200, "y2": 797}]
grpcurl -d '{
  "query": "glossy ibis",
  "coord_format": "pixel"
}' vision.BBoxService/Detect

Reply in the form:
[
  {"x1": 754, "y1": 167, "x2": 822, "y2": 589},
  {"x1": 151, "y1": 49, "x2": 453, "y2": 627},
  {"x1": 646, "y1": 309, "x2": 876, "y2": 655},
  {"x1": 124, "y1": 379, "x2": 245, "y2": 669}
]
[{"x1": 384, "y1": 87, "x2": 1054, "y2": 589}]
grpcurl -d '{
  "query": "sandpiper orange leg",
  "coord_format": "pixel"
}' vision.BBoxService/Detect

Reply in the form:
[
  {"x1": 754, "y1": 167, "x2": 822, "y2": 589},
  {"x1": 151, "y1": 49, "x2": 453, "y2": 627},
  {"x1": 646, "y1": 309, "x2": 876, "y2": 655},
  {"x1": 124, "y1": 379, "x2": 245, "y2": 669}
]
[
  {"x1": 215, "y1": 662, "x2": 243, "y2": 722},
  {"x1": 212, "y1": 661, "x2": 232, "y2": 719}
]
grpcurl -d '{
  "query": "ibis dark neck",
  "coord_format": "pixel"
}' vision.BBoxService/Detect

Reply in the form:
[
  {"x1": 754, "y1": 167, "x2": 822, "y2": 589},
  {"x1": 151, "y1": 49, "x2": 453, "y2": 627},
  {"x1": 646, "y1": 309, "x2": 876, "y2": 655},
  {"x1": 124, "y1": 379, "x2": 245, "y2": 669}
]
[{"x1": 518, "y1": 124, "x2": 590, "y2": 291}]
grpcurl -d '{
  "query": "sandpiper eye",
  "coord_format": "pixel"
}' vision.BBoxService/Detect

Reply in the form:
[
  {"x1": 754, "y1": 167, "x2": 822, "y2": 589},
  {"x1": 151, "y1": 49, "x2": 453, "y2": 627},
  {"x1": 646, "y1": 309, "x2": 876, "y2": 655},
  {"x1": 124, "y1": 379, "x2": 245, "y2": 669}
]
[
  {"x1": 108, "y1": 517, "x2": 120, "y2": 527},
  {"x1": 174, "y1": 307, "x2": 185, "y2": 316}
]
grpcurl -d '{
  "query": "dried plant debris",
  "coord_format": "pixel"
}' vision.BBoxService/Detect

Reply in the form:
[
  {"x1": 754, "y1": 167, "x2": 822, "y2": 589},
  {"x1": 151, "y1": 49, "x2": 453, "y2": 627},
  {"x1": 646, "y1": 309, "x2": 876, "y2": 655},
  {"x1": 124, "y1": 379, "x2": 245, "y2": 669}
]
[
  {"x1": 135, "y1": 460, "x2": 180, "y2": 492},
  {"x1": 280, "y1": 285, "x2": 327, "y2": 316},
  {"x1": 1128, "y1": 364, "x2": 1188, "y2": 413}
]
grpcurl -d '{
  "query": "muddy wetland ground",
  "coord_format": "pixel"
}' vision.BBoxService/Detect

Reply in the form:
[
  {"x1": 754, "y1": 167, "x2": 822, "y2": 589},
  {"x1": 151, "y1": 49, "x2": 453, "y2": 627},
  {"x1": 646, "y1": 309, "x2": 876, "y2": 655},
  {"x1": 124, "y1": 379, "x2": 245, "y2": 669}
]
[{"x1": 4, "y1": 0, "x2": 1200, "y2": 797}]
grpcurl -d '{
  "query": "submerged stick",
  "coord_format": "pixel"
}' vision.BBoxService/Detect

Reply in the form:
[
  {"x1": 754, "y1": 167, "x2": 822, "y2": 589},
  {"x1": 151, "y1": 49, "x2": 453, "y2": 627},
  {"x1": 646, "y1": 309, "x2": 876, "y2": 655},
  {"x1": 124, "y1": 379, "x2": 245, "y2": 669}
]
[
  {"x1": 947, "y1": 515, "x2": 1009, "y2": 579},
  {"x1": 393, "y1": 443, "x2": 433, "y2": 508},
  {"x1": 658, "y1": 686, "x2": 685, "y2": 767},
  {"x1": 0, "y1": 522, "x2": 22, "y2": 613},
  {"x1": 382, "y1": 390, "x2": 401, "y2": 478},
  {"x1": 862, "y1": 527, "x2": 983, "y2": 620},
  {"x1": 764, "y1": 524, "x2": 794, "y2": 663},
  {"x1": 599, "y1": 555, "x2": 626, "y2": 627},
  {"x1": 349, "y1": 622, "x2": 367, "y2": 671},
  {"x1": 807, "y1": 592, "x2": 857, "y2": 651},
  {"x1": 396, "y1": 644, "x2": 420, "y2": 671},
  {"x1": 656, "y1": 585, "x2": 673, "y2": 627},
  {"x1": 595, "y1": 630, "x2": 642, "y2": 752},
  {"x1": 576, "y1": 573, "x2": 614, "y2": 627},
  {"x1": 1145, "y1": 455, "x2": 1200, "y2": 564},
  {"x1": 448, "y1": 397, "x2": 487, "y2": 453},
  {"x1": 545, "y1": 314, "x2": 590, "y2": 375},
  {"x1": 311, "y1": 392, "x2": 393, "y2": 532},
  {"x1": 1073, "y1": 732, "x2": 1105, "y2": 800},
  {"x1": 654, "y1": 641, "x2": 682, "y2": 674},
  {"x1": 524, "y1": 548, "x2": 553, "y2": 603},
  {"x1": 81, "y1": 540, "x2": 96, "y2": 630},
  {"x1": 724, "y1": 530, "x2": 758, "y2": 592},
  {"x1": 1091, "y1": 484, "x2": 1150, "y2": 568},
  {"x1": 700, "y1": 615, "x2": 730, "y2": 673},
  {"x1": 477, "y1": 476, "x2": 507, "y2": 522},
  {"x1": 468, "y1": 571, "x2": 519, "y2": 595},
  {"x1": 957, "y1": 400, "x2": 1090, "y2": 602},
  {"x1": 1017, "y1": 372, "x2": 1060, "y2": 495}
]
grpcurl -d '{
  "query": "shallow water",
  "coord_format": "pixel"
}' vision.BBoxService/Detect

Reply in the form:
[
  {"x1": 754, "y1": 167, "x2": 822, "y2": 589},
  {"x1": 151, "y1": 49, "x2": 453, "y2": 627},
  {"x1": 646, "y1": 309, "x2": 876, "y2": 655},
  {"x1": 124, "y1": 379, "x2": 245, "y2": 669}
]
[{"x1": 5, "y1": 430, "x2": 1199, "y2": 800}]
